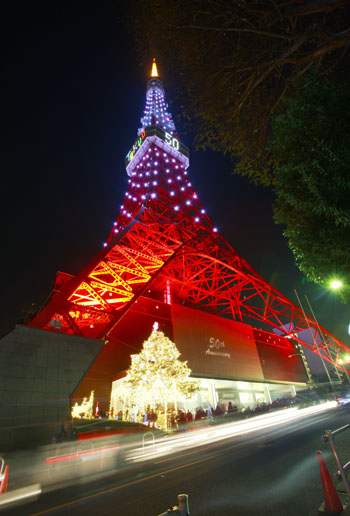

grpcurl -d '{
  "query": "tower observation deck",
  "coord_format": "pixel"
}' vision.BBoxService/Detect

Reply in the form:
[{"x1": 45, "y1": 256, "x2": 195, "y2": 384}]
[{"x1": 28, "y1": 60, "x2": 349, "y2": 373}]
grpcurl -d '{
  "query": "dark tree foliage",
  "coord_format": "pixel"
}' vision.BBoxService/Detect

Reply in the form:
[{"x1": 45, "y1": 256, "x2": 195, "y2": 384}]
[
  {"x1": 131, "y1": 0, "x2": 350, "y2": 185},
  {"x1": 271, "y1": 75, "x2": 350, "y2": 299}
]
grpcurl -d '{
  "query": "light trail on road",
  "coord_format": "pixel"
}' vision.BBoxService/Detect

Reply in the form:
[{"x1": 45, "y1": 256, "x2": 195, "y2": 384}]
[
  {"x1": 127, "y1": 401, "x2": 337, "y2": 463},
  {"x1": 2, "y1": 401, "x2": 338, "y2": 515},
  {"x1": 28, "y1": 449, "x2": 233, "y2": 516}
]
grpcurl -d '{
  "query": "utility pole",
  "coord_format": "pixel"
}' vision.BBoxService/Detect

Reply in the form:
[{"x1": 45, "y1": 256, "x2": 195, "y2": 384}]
[
  {"x1": 304, "y1": 294, "x2": 350, "y2": 386},
  {"x1": 294, "y1": 290, "x2": 334, "y2": 388}
]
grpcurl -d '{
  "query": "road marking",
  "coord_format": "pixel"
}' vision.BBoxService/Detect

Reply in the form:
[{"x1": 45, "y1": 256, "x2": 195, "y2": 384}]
[{"x1": 30, "y1": 449, "x2": 228, "y2": 515}]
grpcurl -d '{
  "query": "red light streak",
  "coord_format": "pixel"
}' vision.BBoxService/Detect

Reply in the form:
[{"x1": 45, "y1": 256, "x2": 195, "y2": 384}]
[{"x1": 45, "y1": 444, "x2": 119, "y2": 464}]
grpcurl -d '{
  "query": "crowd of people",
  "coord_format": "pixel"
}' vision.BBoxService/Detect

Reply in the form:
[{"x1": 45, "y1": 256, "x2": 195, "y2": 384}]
[{"x1": 108, "y1": 396, "x2": 301, "y2": 431}]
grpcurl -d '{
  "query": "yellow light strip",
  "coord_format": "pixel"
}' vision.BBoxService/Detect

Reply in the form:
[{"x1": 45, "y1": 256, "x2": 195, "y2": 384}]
[
  {"x1": 90, "y1": 281, "x2": 134, "y2": 299},
  {"x1": 89, "y1": 261, "x2": 132, "y2": 291}
]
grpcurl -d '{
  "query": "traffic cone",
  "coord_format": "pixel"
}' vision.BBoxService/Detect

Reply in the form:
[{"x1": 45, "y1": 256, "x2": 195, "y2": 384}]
[
  {"x1": 317, "y1": 451, "x2": 343, "y2": 514},
  {"x1": 0, "y1": 464, "x2": 9, "y2": 494}
]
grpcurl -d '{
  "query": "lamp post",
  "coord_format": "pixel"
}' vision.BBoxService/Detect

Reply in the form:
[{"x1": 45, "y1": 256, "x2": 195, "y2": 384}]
[
  {"x1": 304, "y1": 294, "x2": 350, "y2": 386},
  {"x1": 337, "y1": 356, "x2": 350, "y2": 385},
  {"x1": 327, "y1": 279, "x2": 350, "y2": 384},
  {"x1": 294, "y1": 289, "x2": 335, "y2": 388}
]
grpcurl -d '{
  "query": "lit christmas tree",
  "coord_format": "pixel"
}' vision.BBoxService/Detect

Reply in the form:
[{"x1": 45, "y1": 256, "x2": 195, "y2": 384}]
[
  {"x1": 118, "y1": 322, "x2": 197, "y2": 431},
  {"x1": 71, "y1": 390, "x2": 94, "y2": 419}
]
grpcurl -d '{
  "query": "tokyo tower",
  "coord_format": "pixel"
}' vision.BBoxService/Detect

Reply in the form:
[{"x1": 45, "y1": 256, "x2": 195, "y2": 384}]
[{"x1": 28, "y1": 59, "x2": 348, "y2": 370}]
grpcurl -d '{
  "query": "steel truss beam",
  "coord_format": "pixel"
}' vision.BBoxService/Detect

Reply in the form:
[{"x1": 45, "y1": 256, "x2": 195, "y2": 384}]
[{"x1": 28, "y1": 114, "x2": 349, "y2": 376}]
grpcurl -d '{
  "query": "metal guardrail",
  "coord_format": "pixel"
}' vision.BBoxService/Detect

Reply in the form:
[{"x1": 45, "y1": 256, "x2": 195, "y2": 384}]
[{"x1": 322, "y1": 424, "x2": 350, "y2": 497}]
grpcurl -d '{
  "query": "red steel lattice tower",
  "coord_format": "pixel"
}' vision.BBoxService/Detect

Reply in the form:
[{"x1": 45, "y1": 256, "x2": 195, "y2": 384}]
[{"x1": 29, "y1": 60, "x2": 348, "y2": 367}]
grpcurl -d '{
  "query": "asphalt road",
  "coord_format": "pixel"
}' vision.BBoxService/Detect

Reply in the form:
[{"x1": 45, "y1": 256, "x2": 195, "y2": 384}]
[{"x1": 3, "y1": 406, "x2": 350, "y2": 516}]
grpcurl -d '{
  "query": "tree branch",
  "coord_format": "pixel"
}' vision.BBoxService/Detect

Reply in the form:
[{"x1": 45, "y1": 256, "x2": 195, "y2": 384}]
[
  {"x1": 236, "y1": 31, "x2": 313, "y2": 111},
  {"x1": 283, "y1": 29, "x2": 350, "y2": 64},
  {"x1": 282, "y1": 0, "x2": 349, "y2": 17},
  {"x1": 176, "y1": 24, "x2": 291, "y2": 40}
]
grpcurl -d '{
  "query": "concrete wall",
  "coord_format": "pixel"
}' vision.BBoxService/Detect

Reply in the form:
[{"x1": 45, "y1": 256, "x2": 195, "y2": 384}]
[{"x1": 0, "y1": 325, "x2": 104, "y2": 451}]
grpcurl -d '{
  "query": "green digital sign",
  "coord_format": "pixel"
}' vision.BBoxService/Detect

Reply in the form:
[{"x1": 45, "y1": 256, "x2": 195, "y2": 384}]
[{"x1": 125, "y1": 125, "x2": 189, "y2": 167}]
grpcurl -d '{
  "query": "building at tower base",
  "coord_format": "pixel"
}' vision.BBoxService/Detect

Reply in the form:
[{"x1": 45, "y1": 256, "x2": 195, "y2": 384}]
[
  {"x1": 74, "y1": 295, "x2": 308, "y2": 414},
  {"x1": 0, "y1": 325, "x2": 103, "y2": 450}
]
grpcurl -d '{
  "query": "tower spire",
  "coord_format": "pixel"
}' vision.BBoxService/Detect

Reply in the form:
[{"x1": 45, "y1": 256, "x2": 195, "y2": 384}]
[
  {"x1": 151, "y1": 58, "x2": 158, "y2": 78},
  {"x1": 140, "y1": 60, "x2": 176, "y2": 137}
]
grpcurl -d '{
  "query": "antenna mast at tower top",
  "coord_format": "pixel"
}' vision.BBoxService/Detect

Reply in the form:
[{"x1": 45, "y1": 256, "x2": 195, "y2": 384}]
[{"x1": 151, "y1": 58, "x2": 158, "y2": 78}]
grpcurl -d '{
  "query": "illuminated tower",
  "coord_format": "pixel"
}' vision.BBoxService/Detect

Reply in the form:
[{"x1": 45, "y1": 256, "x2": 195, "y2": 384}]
[{"x1": 29, "y1": 60, "x2": 347, "y2": 368}]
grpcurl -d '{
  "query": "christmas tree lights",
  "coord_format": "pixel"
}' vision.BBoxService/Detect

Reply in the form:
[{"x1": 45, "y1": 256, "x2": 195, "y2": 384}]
[
  {"x1": 71, "y1": 390, "x2": 94, "y2": 419},
  {"x1": 116, "y1": 323, "x2": 198, "y2": 431}
]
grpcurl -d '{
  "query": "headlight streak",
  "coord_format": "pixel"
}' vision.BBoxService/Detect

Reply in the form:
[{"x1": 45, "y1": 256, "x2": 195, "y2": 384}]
[
  {"x1": 1, "y1": 401, "x2": 337, "y2": 510},
  {"x1": 127, "y1": 402, "x2": 337, "y2": 463},
  {"x1": 0, "y1": 484, "x2": 41, "y2": 509}
]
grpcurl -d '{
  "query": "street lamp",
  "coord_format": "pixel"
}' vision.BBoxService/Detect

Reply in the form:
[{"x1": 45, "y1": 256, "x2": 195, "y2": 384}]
[
  {"x1": 330, "y1": 279, "x2": 343, "y2": 290},
  {"x1": 338, "y1": 355, "x2": 350, "y2": 366},
  {"x1": 338, "y1": 355, "x2": 350, "y2": 365},
  {"x1": 337, "y1": 356, "x2": 350, "y2": 385},
  {"x1": 294, "y1": 288, "x2": 349, "y2": 388}
]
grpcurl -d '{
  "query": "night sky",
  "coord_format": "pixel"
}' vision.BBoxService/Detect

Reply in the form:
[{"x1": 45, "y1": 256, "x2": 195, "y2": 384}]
[{"x1": 2, "y1": 5, "x2": 349, "y2": 346}]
